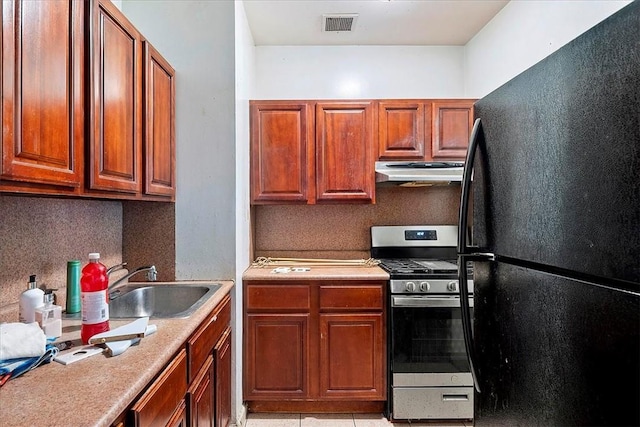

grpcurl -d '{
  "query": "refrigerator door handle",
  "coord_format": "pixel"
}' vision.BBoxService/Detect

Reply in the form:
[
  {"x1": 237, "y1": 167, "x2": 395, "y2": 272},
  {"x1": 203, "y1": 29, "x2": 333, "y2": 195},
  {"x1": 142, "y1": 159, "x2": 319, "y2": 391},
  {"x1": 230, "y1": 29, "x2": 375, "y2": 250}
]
[{"x1": 458, "y1": 118, "x2": 483, "y2": 393}]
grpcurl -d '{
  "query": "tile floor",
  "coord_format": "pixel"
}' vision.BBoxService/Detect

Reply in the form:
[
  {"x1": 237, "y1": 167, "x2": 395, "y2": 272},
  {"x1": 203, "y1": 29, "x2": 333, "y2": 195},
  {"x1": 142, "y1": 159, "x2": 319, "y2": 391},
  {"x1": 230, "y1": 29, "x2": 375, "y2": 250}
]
[{"x1": 245, "y1": 413, "x2": 472, "y2": 427}]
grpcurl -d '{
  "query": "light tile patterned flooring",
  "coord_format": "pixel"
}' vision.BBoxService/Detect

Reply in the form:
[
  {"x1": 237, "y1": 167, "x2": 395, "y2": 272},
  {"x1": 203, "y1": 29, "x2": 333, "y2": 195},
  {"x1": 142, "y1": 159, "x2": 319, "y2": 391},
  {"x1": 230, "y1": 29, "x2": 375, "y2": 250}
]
[{"x1": 245, "y1": 413, "x2": 472, "y2": 427}]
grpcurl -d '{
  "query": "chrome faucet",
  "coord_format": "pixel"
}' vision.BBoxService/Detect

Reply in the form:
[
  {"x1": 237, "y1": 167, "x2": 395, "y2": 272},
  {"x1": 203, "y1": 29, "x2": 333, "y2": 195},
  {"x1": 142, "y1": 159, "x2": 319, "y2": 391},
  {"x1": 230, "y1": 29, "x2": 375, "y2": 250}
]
[{"x1": 108, "y1": 263, "x2": 157, "y2": 298}]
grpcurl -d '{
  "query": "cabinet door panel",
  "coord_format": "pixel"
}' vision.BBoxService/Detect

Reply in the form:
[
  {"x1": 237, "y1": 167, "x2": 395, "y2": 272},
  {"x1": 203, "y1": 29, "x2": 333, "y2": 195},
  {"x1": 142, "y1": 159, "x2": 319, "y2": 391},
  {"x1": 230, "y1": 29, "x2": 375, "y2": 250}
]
[
  {"x1": 132, "y1": 348, "x2": 188, "y2": 427},
  {"x1": 144, "y1": 41, "x2": 175, "y2": 198},
  {"x1": 1, "y1": 0, "x2": 84, "y2": 187},
  {"x1": 89, "y1": 0, "x2": 142, "y2": 193},
  {"x1": 215, "y1": 327, "x2": 232, "y2": 427},
  {"x1": 244, "y1": 314, "x2": 309, "y2": 398},
  {"x1": 187, "y1": 355, "x2": 214, "y2": 427},
  {"x1": 319, "y1": 313, "x2": 385, "y2": 400},
  {"x1": 431, "y1": 101, "x2": 474, "y2": 160},
  {"x1": 378, "y1": 101, "x2": 426, "y2": 160},
  {"x1": 250, "y1": 102, "x2": 314, "y2": 203},
  {"x1": 319, "y1": 284, "x2": 384, "y2": 311},
  {"x1": 316, "y1": 102, "x2": 375, "y2": 203}
]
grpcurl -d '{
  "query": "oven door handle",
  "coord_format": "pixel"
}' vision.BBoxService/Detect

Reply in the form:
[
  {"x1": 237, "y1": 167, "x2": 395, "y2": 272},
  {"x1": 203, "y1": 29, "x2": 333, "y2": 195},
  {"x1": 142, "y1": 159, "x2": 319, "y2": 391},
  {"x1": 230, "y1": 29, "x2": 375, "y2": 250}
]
[{"x1": 392, "y1": 296, "x2": 473, "y2": 308}]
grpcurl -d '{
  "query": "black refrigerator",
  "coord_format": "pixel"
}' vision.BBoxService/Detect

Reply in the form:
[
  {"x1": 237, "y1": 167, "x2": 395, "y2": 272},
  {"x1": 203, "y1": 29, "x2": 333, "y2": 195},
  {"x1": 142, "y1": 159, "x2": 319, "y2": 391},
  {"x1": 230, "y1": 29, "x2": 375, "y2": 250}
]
[{"x1": 457, "y1": 2, "x2": 640, "y2": 426}]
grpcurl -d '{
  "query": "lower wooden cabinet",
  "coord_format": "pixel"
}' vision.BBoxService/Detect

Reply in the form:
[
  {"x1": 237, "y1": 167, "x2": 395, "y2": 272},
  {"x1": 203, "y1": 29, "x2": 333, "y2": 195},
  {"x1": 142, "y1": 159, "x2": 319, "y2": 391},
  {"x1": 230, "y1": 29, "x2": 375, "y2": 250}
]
[
  {"x1": 131, "y1": 348, "x2": 188, "y2": 427},
  {"x1": 125, "y1": 294, "x2": 231, "y2": 427},
  {"x1": 243, "y1": 280, "x2": 386, "y2": 412}
]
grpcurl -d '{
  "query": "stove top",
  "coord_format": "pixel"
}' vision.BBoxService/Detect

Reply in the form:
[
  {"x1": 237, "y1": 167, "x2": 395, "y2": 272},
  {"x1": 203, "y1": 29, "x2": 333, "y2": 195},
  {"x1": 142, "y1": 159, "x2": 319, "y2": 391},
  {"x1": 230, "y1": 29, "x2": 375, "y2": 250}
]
[{"x1": 378, "y1": 259, "x2": 459, "y2": 276}]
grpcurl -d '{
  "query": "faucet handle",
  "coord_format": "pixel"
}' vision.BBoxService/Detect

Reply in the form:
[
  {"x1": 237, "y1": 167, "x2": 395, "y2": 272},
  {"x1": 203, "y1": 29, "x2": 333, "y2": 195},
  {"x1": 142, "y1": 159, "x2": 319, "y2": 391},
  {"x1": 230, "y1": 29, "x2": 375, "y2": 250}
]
[
  {"x1": 147, "y1": 266, "x2": 158, "y2": 282},
  {"x1": 107, "y1": 262, "x2": 128, "y2": 275}
]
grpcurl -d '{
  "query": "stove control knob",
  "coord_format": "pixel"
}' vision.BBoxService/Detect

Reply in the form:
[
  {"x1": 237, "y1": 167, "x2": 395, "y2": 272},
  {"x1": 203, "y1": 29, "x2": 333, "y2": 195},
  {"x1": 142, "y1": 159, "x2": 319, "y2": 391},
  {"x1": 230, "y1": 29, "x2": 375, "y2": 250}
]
[
  {"x1": 419, "y1": 281, "x2": 431, "y2": 292},
  {"x1": 447, "y1": 281, "x2": 458, "y2": 292},
  {"x1": 405, "y1": 282, "x2": 416, "y2": 292}
]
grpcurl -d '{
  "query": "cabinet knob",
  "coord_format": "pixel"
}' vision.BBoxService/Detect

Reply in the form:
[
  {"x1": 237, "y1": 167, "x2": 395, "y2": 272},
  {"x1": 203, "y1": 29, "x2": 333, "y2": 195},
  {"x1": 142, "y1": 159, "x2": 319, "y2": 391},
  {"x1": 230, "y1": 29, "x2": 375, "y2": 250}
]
[{"x1": 212, "y1": 315, "x2": 218, "y2": 322}]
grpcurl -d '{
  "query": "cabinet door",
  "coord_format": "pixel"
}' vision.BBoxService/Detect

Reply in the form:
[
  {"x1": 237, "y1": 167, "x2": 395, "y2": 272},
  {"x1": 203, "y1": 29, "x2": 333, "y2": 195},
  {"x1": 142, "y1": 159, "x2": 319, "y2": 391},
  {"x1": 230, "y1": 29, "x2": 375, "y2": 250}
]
[
  {"x1": 143, "y1": 40, "x2": 175, "y2": 199},
  {"x1": 187, "y1": 355, "x2": 214, "y2": 427},
  {"x1": 316, "y1": 102, "x2": 375, "y2": 203},
  {"x1": 250, "y1": 101, "x2": 315, "y2": 204},
  {"x1": 132, "y1": 348, "x2": 188, "y2": 427},
  {"x1": 319, "y1": 313, "x2": 385, "y2": 400},
  {"x1": 378, "y1": 101, "x2": 428, "y2": 160},
  {"x1": 88, "y1": 0, "x2": 142, "y2": 193},
  {"x1": 244, "y1": 314, "x2": 309, "y2": 399},
  {"x1": 431, "y1": 100, "x2": 474, "y2": 160},
  {"x1": 167, "y1": 400, "x2": 188, "y2": 427},
  {"x1": 1, "y1": 0, "x2": 84, "y2": 189},
  {"x1": 214, "y1": 327, "x2": 232, "y2": 427}
]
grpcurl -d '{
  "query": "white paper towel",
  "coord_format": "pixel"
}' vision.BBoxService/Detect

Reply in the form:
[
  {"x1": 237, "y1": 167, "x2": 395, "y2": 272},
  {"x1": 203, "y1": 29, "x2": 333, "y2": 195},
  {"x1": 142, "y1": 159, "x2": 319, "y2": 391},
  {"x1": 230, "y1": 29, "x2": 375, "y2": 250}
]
[{"x1": 0, "y1": 322, "x2": 46, "y2": 360}]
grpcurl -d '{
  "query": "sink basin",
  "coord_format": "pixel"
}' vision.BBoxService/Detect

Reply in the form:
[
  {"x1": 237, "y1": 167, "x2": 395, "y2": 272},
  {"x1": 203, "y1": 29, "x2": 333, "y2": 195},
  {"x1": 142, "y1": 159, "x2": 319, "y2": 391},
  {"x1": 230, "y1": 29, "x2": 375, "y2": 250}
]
[{"x1": 109, "y1": 282, "x2": 222, "y2": 319}]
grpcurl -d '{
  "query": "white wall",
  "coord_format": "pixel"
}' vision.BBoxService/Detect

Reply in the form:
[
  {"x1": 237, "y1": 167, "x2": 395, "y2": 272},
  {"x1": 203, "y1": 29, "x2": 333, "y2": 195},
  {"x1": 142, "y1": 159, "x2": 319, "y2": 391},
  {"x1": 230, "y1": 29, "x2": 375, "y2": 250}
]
[
  {"x1": 234, "y1": 0, "x2": 255, "y2": 424},
  {"x1": 254, "y1": 45, "x2": 466, "y2": 99},
  {"x1": 464, "y1": 0, "x2": 632, "y2": 98},
  {"x1": 122, "y1": 0, "x2": 236, "y2": 281}
]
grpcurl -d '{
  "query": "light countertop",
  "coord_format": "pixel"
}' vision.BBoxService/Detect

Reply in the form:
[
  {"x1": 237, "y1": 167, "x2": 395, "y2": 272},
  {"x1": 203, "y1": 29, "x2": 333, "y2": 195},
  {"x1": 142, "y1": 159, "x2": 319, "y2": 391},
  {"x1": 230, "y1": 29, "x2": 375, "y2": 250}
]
[
  {"x1": 243, "y1": 265, "x2": 389, "y2": 281},
  {"x1": 0, "y1": 280, "x2": 234, "y2": 427}
]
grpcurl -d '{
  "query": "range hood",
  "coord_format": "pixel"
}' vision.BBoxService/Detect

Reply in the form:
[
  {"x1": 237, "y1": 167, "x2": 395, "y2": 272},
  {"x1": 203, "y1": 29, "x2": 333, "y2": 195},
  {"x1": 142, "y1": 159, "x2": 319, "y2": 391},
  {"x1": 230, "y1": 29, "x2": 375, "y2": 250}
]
[{"x1": 375, "y1": 161, "x2": 464, "y2": 186}]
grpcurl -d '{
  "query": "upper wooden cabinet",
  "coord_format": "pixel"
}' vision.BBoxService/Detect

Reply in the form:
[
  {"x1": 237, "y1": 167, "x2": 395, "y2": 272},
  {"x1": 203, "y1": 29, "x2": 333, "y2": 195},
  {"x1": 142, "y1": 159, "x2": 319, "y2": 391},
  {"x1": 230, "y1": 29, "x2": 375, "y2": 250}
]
[
  {"x1": 1, "y1": 0, "x2": 175, "y2": 201},
  {"x1": 377, "y1": 99, "x2": 475, "y2": 161},
  {"x1": 315, "y1": 102, "x2": 375, "y2": 203},
  {"x1": 431, "y1": 100, "x2": 475, "y2": 159},
  {"x1": 250, "y1": 100, "x2": 375, "y2": 205},
  {"x1": 1, "y1": 0, "x2": 84, "y2": 191},
  {"x1": 378, "y1": 100, "x2": 429, "y2": 160},
  {"x1": 250, "y1": 101, "x2": 315, "y2": 204},
  {"x1": 143, "y1": 41, "x2": 176, "y2": 199},
  {"x1": 87, "y1": 0, "x2": 143, "y2": 194}
]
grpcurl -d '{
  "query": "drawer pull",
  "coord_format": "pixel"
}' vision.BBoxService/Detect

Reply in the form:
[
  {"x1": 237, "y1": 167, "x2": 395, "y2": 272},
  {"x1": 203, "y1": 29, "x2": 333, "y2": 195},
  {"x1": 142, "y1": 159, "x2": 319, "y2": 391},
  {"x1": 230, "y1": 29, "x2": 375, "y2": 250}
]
[{"x1": 212, "y1": 315, "x2": 218, "y2": 322}]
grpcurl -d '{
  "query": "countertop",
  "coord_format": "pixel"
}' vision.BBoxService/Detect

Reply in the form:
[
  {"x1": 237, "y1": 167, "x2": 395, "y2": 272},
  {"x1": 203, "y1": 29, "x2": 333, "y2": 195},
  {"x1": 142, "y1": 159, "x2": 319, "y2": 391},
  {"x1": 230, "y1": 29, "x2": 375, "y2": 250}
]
[
  {"x1": 0, "y1": 280, "x2": 234, "y2": 427},
  {"x1": 242, "y1": 264, "x2": 389, "y2": 281}
]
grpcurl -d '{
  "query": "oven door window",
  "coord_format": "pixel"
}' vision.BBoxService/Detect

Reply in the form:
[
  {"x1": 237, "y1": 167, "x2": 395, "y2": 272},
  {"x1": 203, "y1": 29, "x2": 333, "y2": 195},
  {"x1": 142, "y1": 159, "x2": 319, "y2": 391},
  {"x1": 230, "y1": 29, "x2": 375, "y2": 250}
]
[{"x1": 391, "y1": 304, "x2": 472, "y2": 374}]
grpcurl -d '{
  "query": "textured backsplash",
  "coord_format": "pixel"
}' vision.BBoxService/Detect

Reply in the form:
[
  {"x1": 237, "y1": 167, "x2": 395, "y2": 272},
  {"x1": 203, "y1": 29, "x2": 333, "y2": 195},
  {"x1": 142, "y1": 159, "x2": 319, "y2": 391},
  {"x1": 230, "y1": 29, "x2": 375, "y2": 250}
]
[
  {"x1": 253, "y1": 185, "x2": 461, "y2": 260},
  {"x1": 0, "y1": 195, "x2": 123, "y2": 319}
]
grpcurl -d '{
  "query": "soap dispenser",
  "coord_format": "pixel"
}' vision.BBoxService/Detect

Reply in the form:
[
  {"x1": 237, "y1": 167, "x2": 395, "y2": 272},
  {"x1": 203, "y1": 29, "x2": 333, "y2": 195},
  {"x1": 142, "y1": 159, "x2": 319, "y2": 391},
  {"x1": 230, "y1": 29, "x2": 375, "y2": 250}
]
[
  {"x1": 35, "y1": 290, "x2": 63, "y2": 339},
  {"x1": 19, "y1": 275, "x2": 44, "y2": 323}
]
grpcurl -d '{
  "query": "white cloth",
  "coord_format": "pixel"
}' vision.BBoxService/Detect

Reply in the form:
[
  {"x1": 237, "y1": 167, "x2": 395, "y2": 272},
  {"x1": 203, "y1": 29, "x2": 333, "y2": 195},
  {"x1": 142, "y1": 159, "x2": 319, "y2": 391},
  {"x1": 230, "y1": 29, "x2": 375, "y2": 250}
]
[{"x1": 0, "y1": 322, "x2": 46, "y2": 360}]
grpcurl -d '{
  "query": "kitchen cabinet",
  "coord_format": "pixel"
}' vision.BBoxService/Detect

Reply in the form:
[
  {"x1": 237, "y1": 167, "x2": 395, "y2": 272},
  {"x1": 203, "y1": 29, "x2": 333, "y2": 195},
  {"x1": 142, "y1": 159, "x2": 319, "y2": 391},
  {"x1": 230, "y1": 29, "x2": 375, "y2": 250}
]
[
  {"x1": 87, "y1": 0, "x2": 143, "y2": 195},
  {"x1": 125, "y1": 294, "x2": 231, "y2": 427},
  {"x1": 431, "y1": 100, "x2": 475, "y2": 160},
  {"x1": 377, "y1": 99, "x2": 475, "y2": 161},
  {"x1": 249, "y1": 100, "x2": 375, "y2": 204},
  {"x1": 1, "y1": 0, "x2": 84, "y2": 193},
  {"x1": 250, "y1": 101, "x2": 315, "y2": 203},
  {"x1": 315, "y1": 102, "x2": 375, "y2": 203},
  {"x1": 143, "y1": 40, "x2": 176, "y2": 199},
  {"x1": 243, "y1": 280, "x2": 386, "y2": 412},
  {"x1": 378, "y1": 100, "x2": 429, "y2": 160},
  {"x1": 131, "y1": 348, "x2": 188, "y2": 427},
  {"x1": 1, "y1": 0, "x2": 175, "y2": 201},
  {"x1": 318, "y1": 285, "x2": 385, "y2": 400}
]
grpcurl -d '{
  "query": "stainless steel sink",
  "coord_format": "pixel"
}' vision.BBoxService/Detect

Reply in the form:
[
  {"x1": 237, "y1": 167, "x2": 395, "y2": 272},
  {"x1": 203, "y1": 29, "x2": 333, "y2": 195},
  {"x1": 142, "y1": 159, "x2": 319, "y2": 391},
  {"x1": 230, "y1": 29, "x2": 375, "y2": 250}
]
[{"x1": 109, "y1": 282, "x2": 222, "y2": 318}]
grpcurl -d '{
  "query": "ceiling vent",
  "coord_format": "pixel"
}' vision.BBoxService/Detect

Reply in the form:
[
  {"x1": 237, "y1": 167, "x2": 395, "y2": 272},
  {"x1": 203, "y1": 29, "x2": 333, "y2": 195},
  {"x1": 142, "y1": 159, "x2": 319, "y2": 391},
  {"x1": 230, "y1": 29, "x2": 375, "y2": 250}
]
[{"x1": 322, "y1": 14, "x2": 358, "y2": 32}]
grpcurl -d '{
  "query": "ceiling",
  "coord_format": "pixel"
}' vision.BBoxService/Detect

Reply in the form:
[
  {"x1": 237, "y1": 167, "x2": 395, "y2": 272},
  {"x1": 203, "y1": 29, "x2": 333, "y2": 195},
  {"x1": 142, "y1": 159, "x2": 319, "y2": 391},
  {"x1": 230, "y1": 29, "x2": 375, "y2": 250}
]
[{"x1": 243, "y1": 0, "x2": 510, "y2": 46}]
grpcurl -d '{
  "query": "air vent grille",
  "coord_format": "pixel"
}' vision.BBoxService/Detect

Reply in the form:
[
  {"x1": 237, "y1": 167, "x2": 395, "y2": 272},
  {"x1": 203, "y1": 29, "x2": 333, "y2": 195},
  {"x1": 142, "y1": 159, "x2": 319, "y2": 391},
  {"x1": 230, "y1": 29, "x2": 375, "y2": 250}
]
[{"x1": 322, "y1": 14, "x2": 358, "y2": 32}]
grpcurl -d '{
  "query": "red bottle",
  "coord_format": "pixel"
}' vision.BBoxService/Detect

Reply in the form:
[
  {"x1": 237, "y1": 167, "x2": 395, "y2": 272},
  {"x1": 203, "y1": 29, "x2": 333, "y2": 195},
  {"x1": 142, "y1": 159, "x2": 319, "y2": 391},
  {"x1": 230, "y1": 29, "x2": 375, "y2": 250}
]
[{"x1": 80, "y1": 253, "x2": 110, "y2": 344}]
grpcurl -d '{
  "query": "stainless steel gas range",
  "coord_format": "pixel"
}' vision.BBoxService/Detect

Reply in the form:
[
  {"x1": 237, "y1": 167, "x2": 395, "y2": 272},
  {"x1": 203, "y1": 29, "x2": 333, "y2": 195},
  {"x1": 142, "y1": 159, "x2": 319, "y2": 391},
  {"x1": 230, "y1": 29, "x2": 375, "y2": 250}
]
[{"x1": 371, "y1": 225, "x2": 474, "y2": 422}]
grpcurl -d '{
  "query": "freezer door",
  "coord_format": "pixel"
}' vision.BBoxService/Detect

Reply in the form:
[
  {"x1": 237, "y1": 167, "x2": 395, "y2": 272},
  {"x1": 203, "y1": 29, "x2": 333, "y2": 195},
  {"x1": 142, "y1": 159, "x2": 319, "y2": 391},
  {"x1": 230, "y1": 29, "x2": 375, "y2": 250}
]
[
  {"x1": 473, "y1": 261, "x2": 639, "y2": 426},
  {"x1": 472, "y1": 1, "x2": 640, "y2": 286}
]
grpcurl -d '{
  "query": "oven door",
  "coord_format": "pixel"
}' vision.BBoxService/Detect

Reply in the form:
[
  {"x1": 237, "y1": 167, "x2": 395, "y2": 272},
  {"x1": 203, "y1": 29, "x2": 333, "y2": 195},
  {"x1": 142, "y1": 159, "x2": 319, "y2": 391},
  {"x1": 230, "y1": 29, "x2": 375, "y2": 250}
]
[{"x1": 391, "y1": 295, "x2": 474, "y2": 388}]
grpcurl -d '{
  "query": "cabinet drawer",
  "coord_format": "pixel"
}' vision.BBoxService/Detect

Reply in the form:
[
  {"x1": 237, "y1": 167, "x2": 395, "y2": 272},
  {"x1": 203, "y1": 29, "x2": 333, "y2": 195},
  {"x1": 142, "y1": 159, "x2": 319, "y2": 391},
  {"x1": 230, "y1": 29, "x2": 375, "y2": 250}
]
[
  {"x1": 246, "y1": 284, "x2": 311, "y2": 312},
  {"x1": 319, "y1": 284, "x2": 384, "y2": 311},
  {"x1": 188, "y1": 295, "x2": 231, "y2": 383},
  {"x1": 131, "y1": 348, "x2": 187, "y2": 427}
]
